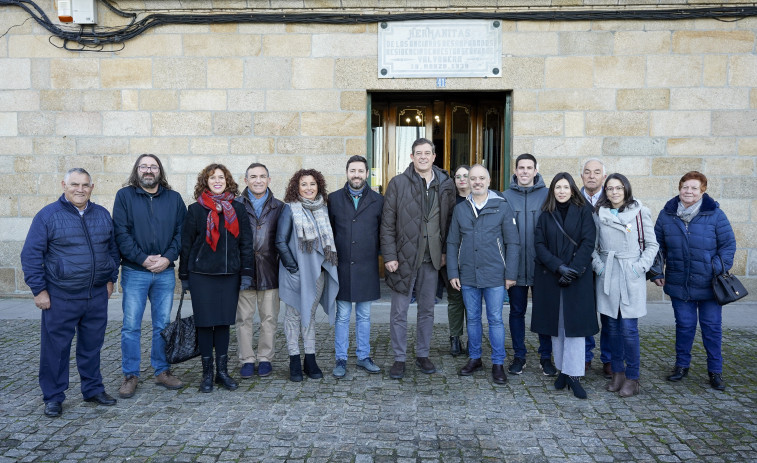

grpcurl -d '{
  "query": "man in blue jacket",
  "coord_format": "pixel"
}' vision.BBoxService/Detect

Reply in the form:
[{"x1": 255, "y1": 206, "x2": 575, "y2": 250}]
[
  {"x1": 113, "y1": 154, "x2": 187, "y2": 399},
  {"x1": 501, "y1": 153, "x2": 557, "y2": 377},
  {"x1": 447, "y1": 164, "x2": 520, "y2": 385},
  {"x1": 21, "y1": 168, "x2": 120, "y2": 417}
]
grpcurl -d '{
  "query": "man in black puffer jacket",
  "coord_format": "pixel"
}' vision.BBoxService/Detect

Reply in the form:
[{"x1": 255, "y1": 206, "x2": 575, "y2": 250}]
[
  {"x1": 21, "y1": 168, "x2": 120, "y2": 418},
  {"x1": 380, "y1": 138, "x2": 455, "y2": 379}
]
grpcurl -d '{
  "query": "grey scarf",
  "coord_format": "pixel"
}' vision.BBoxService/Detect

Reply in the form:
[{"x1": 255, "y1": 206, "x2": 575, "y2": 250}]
[
  {"x1": 289, "y1": 195, "x2": 338, "y2": 266},
  {"x1": 677, "y1": 198, "x2": 703, "y2": 227}
]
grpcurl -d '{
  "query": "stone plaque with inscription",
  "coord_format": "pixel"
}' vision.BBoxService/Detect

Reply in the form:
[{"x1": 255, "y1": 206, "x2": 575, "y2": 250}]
[{"x1": 378, "y1": 20, "x2": 502, "y2": 79}]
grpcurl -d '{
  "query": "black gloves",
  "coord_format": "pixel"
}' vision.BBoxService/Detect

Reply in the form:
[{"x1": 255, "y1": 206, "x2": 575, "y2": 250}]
[
  {"x1": 181, "y1": 279, "x2": 190, "y2": 293},
  {"x1": 240, "y1": 276, "x2": 253, "y2": 291},
  {"x1": 557, "y1": 265, "x2": 579, "y2": 287}
]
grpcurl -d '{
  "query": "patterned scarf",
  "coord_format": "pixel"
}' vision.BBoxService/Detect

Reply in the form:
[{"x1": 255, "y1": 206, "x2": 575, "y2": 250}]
[
  {"x1": 289, "y1": 195, "x2": 338, "y2": 266},
  {"x1": 677, "y1": 198, "x2": 703, "y2": 229},
  {"x1": 198, "y1": 190, "x2": 239, "y2": 251}
]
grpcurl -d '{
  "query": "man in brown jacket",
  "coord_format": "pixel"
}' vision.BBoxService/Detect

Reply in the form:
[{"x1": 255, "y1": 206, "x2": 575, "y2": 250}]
[{"x1": 380, "y1": 138, "x2": 456, "y2": 379}]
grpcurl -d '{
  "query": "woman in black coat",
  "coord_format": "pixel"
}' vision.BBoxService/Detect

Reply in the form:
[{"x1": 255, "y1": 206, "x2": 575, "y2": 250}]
[
  {"x1": 180, "y1": 164, "x2": 254, "y2": 393},
  {"x1": 531, "y1": 172, "x2": 598, "y2": 399}
]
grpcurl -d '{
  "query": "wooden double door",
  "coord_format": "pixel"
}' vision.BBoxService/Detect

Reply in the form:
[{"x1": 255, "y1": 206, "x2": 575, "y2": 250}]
[{"x1": 369, "y1": 91, "x2": 511, "y2": 193}]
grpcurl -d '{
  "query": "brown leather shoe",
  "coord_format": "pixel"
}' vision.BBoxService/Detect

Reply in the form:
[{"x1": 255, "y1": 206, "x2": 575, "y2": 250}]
[
  {"x1": 585, "y1": 361, "x2": 592, "y2": 372},
  {"x1": 389, "y1": 361, "x2": 405, "y2": 379},
  {"x1": 492, "y1": 364, "x2": 507, "y2": 385},
  {"x1": 606, "y1": 372, "x2": 626, "y2": 392},
  {"x1": 459, "y1": 358, "x2": 483, "y2": 376},
  {"x1": 118, "y1": 375, "x2": 138, "y2": 398},
  {"x1": 155, "y1": 370, "x2": 184, "y2": 390},
  {"x1": 619, "y1": 378, "x2": 640, "y2": 397},
  {"x1": 602, "y1": 362, "x2": 612, "y2": 379},
  {"x1": 415, "y1": 357, "x2": 436, "y2": 374}
]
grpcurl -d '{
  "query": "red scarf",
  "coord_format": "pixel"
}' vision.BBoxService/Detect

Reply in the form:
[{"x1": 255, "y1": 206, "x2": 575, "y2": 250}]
[{"x1": 197, "y1": 190, "x2": 239, "y2": 251}]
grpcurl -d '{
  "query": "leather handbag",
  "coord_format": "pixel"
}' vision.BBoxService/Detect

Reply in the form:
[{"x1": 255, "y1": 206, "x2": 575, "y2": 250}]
[
  {"x1": 711, "y1": 256, "x2": 748, "y2": 305},
  {"x1": 161, "y1": 291, "x2": 200, "y2": 364},
  {"x1": 635, "y1": 212, "x2": 664, "y2": 280}
]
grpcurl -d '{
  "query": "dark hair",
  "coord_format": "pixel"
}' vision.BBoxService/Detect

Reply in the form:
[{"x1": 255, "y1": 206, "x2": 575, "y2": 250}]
[
  {"x1": 193, "y1": 164, "x2": 239, "y2": 199},
  {"x1": 283, "y1": 169, "x2": 329, "y2": 204},
  {"x1": 515, "y1": 153, "x2": 537, "y2": 169},
  {"x1": 125, "y1": 154, "x2": 171, "y2": 190},
  {"x1": 678, "y1": 171, "x2": 708, "y2": 192},
  {"x1": 454, "y1": 164, "x2": 470, "y2": 174},
  {"x1": 346, "y1": 155, "x2": 369, "y2": 172},
  {"x1": 542, "y1": 172, "x2": 586, "y2": 212},
  {"x1": 411, "y1": 137, "x2": 435, "y2": 154},
  {"x1": 245, "y1": 162, "x2": 269, "y2": 177},
  {"x1": 596, "y1": 173, "x2": 637, "y2": 212}
]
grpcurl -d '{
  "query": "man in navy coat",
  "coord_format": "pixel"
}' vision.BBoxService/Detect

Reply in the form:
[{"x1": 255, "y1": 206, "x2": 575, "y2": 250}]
[
  {"x1": 21, "y1": 168, "x2": 120, "y2": 417},
  {"x1": 328, "y1": 155, "x2": 384, "y2": 377}
]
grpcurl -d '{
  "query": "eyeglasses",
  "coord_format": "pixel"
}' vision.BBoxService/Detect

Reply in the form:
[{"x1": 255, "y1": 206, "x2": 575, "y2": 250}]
[
  {"x1": 605, "y1": 186, "x2": 624, "y2": 193},
  {"x1": 138, "y1": 165, "x2": 160, "y2": 173},
  {"x1": 454, "y1": 174, "x2": 468, "y2": 180}
]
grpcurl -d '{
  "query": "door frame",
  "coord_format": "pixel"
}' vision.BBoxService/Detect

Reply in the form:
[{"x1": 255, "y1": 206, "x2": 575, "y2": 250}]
[{"x1": 367, "y1": 91, "x2": 511, "y2": 192}]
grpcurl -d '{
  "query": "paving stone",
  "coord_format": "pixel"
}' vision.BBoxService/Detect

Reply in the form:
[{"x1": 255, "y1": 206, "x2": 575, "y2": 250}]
[{"x1": 1, "y1": 319, "x2": 756, "y2": 461}]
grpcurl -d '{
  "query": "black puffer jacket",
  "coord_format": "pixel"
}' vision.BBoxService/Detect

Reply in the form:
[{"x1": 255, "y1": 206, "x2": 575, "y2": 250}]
[
  {"x1": 179, "y1": 201, "x2": 254, "y2": 279},
  {"x1": 380, "y1": 163, "x2": 455, "y2": 295},
  {"x1": 235, "y1": 188, "x2": 283, "y2": 290}
]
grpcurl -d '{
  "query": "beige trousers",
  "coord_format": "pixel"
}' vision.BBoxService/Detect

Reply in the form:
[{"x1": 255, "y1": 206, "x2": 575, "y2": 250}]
[{"x1": 235, "y1": 288, "x2": 280, "y2": 364}]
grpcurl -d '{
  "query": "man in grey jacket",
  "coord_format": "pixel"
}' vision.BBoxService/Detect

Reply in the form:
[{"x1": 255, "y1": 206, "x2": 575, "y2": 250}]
[
  {"x1": 447, "y1": 165, "x2": 520, "y2": 385},
  {"x1": 381, "y1": 138, "x2": 456, "y2": 379},
  {"x1": 501, "y1": 153, "x2": 557, "y2": 377}
]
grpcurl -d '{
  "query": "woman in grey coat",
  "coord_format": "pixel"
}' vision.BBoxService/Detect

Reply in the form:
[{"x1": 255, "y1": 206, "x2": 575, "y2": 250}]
[
  {"x1": 275, "y1": 169, "x2": 339, "y2": 382},
  {"x1": 591, "y1": 173, "x2": 658, "y2": 397}
]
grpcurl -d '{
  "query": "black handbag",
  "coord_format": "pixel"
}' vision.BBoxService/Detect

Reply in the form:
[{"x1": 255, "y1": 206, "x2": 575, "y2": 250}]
[
  {"x1": 161, "y1": 291, "x2": 200, "y2": 364},
  {"x1": 711, "y1": 256, "x2": 748, "y2": 305},
  {"x1": 635, "y1": 212, "x2": 664, "y2": 280}
]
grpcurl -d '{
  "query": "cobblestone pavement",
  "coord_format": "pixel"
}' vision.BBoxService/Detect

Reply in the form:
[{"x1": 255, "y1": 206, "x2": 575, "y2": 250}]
[{"x1": 1, "y1": 318, "x2": 756, "y2": 462}]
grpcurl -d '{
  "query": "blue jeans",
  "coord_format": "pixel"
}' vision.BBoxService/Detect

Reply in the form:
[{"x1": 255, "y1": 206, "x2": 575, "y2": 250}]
[
  {"x1": 334, "y1": 300, "x2": 373, "y2": 361},
  {"x1": 585, "y1": 315, "x2": 613, "y2": 363},
  {"x1": 461, "y1": 285, "x2": 506, "y2": 365},
  {"x1": 120, "y1": 266, "x2": 175, "y2": 377},
  {"x1": 605, "y1": 313, "x2": 640, "y2": 379},
  {"x1": 507, "y1": 285, "x2": 551, "y2": 360},
  {"x1": 671, "y1": 297, "x2": 723, "y2": 373}
]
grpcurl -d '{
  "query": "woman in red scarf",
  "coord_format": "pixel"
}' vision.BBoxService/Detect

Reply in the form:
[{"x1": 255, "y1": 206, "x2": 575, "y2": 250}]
[{"x1": 180, "y1": 164, "x2": 254, "y2": 393}]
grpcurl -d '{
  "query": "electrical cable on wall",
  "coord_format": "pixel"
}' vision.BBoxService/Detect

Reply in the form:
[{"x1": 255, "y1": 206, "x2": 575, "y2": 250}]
[{"x1": 0, "y1": 0, "x2": 755, "y2": 50}]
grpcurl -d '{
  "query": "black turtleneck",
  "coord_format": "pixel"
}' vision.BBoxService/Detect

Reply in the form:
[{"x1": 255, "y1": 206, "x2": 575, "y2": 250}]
[{"x1": 556, "y1": 200, "x2": 570, "y2": 220}]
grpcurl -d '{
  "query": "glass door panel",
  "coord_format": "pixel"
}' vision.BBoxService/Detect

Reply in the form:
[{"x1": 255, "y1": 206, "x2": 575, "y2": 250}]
[
  {"x1": 395, "y1": 106, "x2": 426, "y2": 176},
  {"x1": 370, "y1": 106, "x2": 386, "y2": 191},
  {"x1": 449, "y1": 103, "x2": 472, "y2": 172},
  {"x1": 481, "y1": 104, "x2": 504, "y2": 190}
]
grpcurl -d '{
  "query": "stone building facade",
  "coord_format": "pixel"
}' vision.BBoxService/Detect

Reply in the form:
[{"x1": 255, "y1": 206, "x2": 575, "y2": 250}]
[{"x1": 0, "y1": 1, "x2": 755, "y2": 300}]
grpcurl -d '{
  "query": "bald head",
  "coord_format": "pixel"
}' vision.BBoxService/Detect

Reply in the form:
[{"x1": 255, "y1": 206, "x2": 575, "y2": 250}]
[{"x1": 469, "y1": 164, "x2": 491, "y2": 198}]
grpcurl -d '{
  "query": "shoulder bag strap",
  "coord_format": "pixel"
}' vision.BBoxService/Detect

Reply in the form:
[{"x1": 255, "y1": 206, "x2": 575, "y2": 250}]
[
  {"x1": 550, "y1": 211, "x2": 578, "y2": 247},
  {"x1": 636, "y1": 212, "x2": 645, "y2": 252}
]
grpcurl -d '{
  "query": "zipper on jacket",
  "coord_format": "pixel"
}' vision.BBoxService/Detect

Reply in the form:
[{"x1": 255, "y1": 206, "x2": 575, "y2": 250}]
[{"x1": 80, "y1": 211, "x2": 96, "y2": 298}]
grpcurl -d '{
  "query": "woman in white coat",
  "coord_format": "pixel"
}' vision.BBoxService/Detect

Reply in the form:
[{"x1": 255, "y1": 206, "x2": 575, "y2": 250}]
[{"x1": 592, "y1": 173, "x2": 658, "y2": 397}]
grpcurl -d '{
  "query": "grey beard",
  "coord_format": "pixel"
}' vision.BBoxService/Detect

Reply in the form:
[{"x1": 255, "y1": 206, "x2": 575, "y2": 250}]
[{"x1": 139, "y1": 175, "x2": 158, "y2": 189}]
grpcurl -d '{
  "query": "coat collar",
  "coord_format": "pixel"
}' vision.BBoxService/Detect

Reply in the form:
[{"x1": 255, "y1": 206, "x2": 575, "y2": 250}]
[{"x1": 662, "y1": 193, "x2": 717, "y2": 215}]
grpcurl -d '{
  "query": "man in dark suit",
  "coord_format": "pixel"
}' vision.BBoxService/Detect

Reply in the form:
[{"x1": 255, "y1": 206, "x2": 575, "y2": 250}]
[{"x1": 328, "y1": 155, "x2": 384, "y2": 377}]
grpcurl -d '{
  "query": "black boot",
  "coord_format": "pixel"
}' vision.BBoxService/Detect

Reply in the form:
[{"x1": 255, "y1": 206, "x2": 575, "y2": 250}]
[
  {"x1": 289, "y1": 355, "x2": 303, "y2": 382},
  {"x1": 214, "y1": 354, "x2": 238, "y2": 391},
  {"x1": 554, "y1": 372, "x2": 568, "y2": 390},
  {"x1": 449, "y1": 336, "x2": 462, "y2": 356},
  {"x1": 303, "y1": 353, "x2": 323, "y2": 379},
  {"x1": 566, "y1": 376, "x2": 587, "y2": 399},
  {"x1": 199, "y1": 356, "x2": 214, "y2": 393}
]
